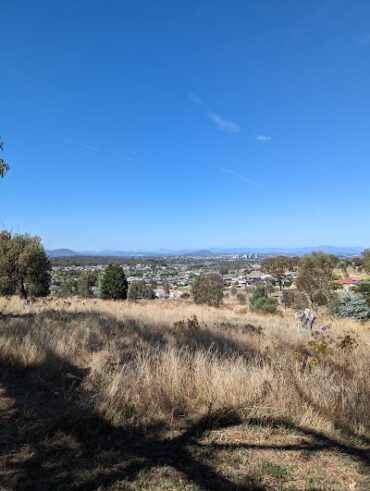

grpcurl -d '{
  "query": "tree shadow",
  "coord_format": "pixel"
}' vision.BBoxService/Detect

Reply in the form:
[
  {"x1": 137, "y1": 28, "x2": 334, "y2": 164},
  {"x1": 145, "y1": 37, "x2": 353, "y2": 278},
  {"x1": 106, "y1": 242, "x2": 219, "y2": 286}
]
[
  {"x1": 1, "y1": 309, "x2": 261, "y2": 363},
  {"x1": 0, "y1": 310, "x2": 369, "y2": 490},
  {"x1": 200, "y1": 417, "x2": 370, "y2": 470},
  {"x1": 290, "y1": 371, "x2": 370, "y2": 447},
  {"x1": 0, "y1": 342, "x2": 264, "y2": 490}
]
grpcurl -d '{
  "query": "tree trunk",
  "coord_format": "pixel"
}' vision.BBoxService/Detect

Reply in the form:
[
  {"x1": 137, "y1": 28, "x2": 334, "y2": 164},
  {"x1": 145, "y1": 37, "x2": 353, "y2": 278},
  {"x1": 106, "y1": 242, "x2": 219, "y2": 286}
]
[{"x1": 17, "y1": 280, "x2": 28, "y2": 304}]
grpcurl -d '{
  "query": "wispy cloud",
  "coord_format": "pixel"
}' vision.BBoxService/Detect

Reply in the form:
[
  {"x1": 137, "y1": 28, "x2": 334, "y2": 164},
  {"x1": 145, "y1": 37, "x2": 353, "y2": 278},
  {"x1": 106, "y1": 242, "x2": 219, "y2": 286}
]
[
  {"x1": 216, "y1": 165, "x2": 258, "y2": 186},
  {"x1": 189, "y1": 93, "x2": 241, "y2": 134},
  {"x1": 208, "y1": 111, "x2": 241, "y2": 134},
  {"x1": 253, "y1": 134, "x2": 272, "y2": 142},
  {"x1": 59, "y1": 137, "x2": 98, "y2": 151},
  {"x1": 189, "y1": 92, "x2": 203, "y2": 105}
]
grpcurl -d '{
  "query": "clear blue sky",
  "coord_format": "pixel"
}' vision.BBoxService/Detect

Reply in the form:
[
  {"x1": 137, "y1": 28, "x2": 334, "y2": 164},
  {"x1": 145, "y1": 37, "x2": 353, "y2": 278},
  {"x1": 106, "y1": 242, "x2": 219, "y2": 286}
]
[{"x1": 1, "y1": 0, "x2": 370, "y2": 251}]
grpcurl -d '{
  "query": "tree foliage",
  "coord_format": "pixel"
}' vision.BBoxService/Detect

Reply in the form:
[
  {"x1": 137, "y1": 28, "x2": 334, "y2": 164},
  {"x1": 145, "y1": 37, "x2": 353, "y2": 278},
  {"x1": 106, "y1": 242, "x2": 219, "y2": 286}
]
[
  {"x1": 263, "y1": 255, "x2": 289, "y2": 289},
  {"x1": 362, "y1": 249, "x2": 370, "y2": 275},
  {"x1": 281, "y1": 288, "x2": 308, "y2": 310},
  {"x1": 191, "y1": 273, "x2": 223, "y2": 307},
  {"x1": 331, "y1": 293, "x2": 370, "y2": 320},
  {"x1": 353, "y1": 282, "x2": 370, "y2": 305},
  {"x1": 100, "y1": 264, "x2": 128, "y2": 300},
  {"x1": 78, "y1": 270, "x2": 97, "y2": 298},
  {"x1": 57, "y1": 277, "x2": 77, "y2": 298},
  {"x1": 0, "y1": 139, "x2": 9, "y2": 179},
  {"x1": 0, "y1": 231, "x2": 51, "y2": 299},
  {"x1": 249, "y1": 284, "x2": 278, "y2": 313},
  {"x1": 236, "y1": 292, "x2": 246, "y2": 304},
  {"x1": 296, "y1": 252, "x2": 337, "y2": 307},
  {"x1": 162, "y1": 279, "x2": 170, "y2": 295},
  {"x1": 128, "y1": 280, "x2": 156, "y2": 301},
  {"x1": 230, "y1": 283, "x2": 238, "y2": 296}
]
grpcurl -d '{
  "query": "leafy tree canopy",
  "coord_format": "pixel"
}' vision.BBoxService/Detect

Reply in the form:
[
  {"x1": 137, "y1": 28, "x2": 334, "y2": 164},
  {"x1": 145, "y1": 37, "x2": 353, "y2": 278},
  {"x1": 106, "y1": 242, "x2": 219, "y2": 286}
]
[
  {"x1": 249, "y1": 283, "x2": 278, "y2": 313},
  {"x1": 362, "y1": 249, "x2": 370, "y2": 274},
  {"x1": 0, "y1": 231, "x2": 51, "y2": 300},
  {"x1": 331, "y1": 292, "x2": 370, "y2": 320},
  {"x1": 296, "y1": 252, "x2": 337, "y2": 307},
  {"x1": 263, "y1": 256, "x2": 289, "y2": 289},
  {"x1": 78, "y1": 270, "x2": 97, "y2": 298},
  {"x1": 191, "y1": 273, "x2": 223, "y2": 307},
  {"x1": 0, "y1": 139, "x2": 9, "y2": 178},
  {"x1": 100, "y1": 264, "x2": 128, "y2": 300},
  {"x1": 128, "y1": 280, "x2": 156, "y2": 301}
]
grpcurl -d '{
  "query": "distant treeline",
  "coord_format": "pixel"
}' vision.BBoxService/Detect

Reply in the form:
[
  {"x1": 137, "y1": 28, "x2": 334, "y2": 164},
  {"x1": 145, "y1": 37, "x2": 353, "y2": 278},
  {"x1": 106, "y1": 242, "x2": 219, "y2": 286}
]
[
  {"x1": 50, "y1": 255, "x2": 194, "y2": 267},
  {"x1": 50, "y1": 256, "x2": 149, "y2": 267}
]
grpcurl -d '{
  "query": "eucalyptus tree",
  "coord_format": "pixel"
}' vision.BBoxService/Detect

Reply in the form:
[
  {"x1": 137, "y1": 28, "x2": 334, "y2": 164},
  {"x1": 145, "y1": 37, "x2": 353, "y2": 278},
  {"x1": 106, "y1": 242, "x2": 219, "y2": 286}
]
[{"x1": 0, "y1": 139, "x2": 9, "y2": 178}]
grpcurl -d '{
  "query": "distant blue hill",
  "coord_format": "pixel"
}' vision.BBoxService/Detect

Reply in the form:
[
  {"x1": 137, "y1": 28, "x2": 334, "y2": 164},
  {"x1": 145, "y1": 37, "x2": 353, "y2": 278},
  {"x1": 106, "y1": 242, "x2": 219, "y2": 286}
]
[
  {"x1": 47, "y1": 249, "x2": 80, "y2": 257},
  {"x1": 47, "y1": 245, "x2": 365, "y2": 258}
]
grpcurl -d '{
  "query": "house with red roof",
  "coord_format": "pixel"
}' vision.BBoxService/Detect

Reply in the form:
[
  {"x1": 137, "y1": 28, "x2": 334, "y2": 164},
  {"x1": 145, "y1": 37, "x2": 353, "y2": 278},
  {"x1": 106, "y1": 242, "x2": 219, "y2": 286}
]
[{"x1": 334, "y1": 278, "x2": 358, "y2": 291}]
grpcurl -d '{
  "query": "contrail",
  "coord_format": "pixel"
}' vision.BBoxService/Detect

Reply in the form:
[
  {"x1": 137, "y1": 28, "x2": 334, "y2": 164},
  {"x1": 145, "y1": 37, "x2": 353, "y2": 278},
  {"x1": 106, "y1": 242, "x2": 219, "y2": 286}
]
[{"x1": 216, "y1": 165, "x2": 259, "y2": 186}]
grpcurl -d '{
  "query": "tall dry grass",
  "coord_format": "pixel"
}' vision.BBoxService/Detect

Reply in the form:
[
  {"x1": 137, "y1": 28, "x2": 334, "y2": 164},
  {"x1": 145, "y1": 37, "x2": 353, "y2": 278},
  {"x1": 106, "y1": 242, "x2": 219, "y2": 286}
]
[{"x1": 0, "y1": 296, "x2": 369, "y2": 440}]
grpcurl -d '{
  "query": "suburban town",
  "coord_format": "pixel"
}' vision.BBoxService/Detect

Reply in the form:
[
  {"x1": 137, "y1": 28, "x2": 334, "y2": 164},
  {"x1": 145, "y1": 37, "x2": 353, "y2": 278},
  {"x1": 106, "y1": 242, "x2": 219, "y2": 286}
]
[{"x1": 49, "y1": 251, "x2": 370, "y2": 304}]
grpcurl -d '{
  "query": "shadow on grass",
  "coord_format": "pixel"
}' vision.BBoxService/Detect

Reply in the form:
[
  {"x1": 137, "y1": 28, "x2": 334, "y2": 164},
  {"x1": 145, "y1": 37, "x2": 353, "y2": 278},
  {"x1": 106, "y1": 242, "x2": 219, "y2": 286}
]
[
  {"x1": 1, "y1": 308, "x2": 261, "y2": 362},
  {"x1": 0, "y1": 309, "x2": 369, "y2": 490},
  {"x1": 0, "y1": 349, "x2": 264, "y2": 490}
]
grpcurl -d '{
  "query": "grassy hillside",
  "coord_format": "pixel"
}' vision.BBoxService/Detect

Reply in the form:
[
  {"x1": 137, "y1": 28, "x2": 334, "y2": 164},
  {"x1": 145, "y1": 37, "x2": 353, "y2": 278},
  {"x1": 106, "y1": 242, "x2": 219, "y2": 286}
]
[{"x1": 0, "y1": 297, "x2": 369, "y2": 490}]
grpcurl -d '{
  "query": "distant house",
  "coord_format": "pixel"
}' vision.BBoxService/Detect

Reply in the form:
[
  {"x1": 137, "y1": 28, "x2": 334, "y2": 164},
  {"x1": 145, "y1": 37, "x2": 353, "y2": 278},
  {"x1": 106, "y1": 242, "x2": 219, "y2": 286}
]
[
  {"x1": 247, "y1": 272, "x2": 272, "y2": 281},
  {"x1": 155, "y1": 288, "x2": 169, "y2": 299},
  {"x1": 237, "y1": 276, "x2": 248, "y2": 285},
  {"x1": 334, "y1": 279, "x2": 358, "y2": 291},
  {"x1": 284, "y1": 271, "x2": 297, "y2": 279},
  {"x1": 223, "y1": 276, "x2": 234, "y2": 286}
]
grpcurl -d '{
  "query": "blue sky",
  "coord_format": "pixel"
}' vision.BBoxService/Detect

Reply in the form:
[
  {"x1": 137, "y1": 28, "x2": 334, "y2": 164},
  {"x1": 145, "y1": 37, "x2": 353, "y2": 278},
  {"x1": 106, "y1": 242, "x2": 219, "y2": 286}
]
[{"x1": 1, "y1": 0, "x2": 370, "y2": 250}]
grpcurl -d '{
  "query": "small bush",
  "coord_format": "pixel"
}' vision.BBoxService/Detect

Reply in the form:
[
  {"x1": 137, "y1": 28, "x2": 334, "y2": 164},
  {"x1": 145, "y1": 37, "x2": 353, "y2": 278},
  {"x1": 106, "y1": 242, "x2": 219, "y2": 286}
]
[
  {"x1": 249, "y1": 284, "x2": 278, "y2": 313},
  {"x1": 174, "y1": 315, "x2": 200, "y2": 331},
  {"x1": 191, "y1": 273, "x2": 223, "y2": 307},
  {"x1": 236, "y1": 292, "x2": 246, "y2": 304},
  {"x1": 250, "y1": 296, "x2": 278, "y2": 314},
  {"x1": 78, "y1": 270, "x2": 97, "y2": 298},
  {"x1": 331, "y1": 293, "x2": 370, "y2": 320},
  {"x1": 353, "y1": 283, "x2": 370, "y2": 305},
  {"x1": 100, "y1": 264, "x2": 128, "y2": 300},
  {"x1": 281, "y1": 289, "x2": 308, "y2": 310},
  {"x1": 128, "y1": 280, "x2": 156, "y2": 301}
]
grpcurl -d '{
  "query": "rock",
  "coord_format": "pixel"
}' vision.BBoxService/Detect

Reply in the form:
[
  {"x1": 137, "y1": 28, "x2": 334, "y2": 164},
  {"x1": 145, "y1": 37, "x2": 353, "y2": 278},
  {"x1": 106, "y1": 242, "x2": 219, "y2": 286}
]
[{"x1": 295, "y1": 308, "x2": 316, "y2": 332}]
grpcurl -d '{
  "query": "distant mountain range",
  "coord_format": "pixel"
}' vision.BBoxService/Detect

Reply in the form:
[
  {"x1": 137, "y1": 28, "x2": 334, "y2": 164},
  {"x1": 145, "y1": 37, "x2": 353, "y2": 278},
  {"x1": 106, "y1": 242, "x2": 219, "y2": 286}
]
[{"x1": 46, "y1": 246, "x2": 365, "y2": 258}]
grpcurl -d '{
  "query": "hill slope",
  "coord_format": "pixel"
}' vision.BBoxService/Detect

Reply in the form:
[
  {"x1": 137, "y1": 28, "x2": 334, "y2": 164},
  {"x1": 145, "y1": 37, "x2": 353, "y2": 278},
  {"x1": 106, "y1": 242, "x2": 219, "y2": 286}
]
[{"x1": 0, "y1": 297, "x2": 369, "y2": 490}]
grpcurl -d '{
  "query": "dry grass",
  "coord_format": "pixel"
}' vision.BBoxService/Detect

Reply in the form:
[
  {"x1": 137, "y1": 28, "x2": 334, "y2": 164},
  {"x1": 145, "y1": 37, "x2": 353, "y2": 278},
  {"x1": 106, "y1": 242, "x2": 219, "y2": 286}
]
[{"x1": 0, "y1": 296, "x2": 369, "y2": 490}]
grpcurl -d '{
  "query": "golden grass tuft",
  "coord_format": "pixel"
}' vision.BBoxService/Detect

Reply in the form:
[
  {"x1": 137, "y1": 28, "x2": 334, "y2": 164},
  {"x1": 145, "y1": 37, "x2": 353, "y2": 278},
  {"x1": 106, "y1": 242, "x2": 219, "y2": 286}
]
[
  {"x1": 0, "y1": 296, "x2": 369, "y2": 489},
  {"x1": 0, "y1": 296, "x2": 369, "y2": 435}
]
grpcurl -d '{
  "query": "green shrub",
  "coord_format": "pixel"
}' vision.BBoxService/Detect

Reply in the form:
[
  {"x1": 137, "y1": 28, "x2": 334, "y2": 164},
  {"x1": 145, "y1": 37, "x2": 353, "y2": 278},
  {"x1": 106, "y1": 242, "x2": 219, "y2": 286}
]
[
  {"x1": 100, "y1": 264, "x2": 128, "y2": 300},
  {"x1": 57, "y1": 277, "x2": 77, "y2": 298},
  {"x1": 331, "y1": 293, "x2": 370, "y2": 320},
  {"x1": 128, "y1": 280, "x2": 156, "y2": 301},
  {"x1": 191, "y1": 273, "x2": 223, "y2": 307},
  {"x1": 249, "y1": 284, "x2": 278, "y2": 313},
  {"x1": 78, "y1": 270, "x2": 97, "y2": 298},
  {"x1": 236, "y1": 292, "x2": 246, "y2": 304},
  {"x1": 281, "y1": 289, "x2": 308, "y2": 310},
  {"x1": 250, "y1": 296, "x2": 278, "y2": 313},
  {"x1": 353, "y1": 283, "x2": 370, "y2": 305}
]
